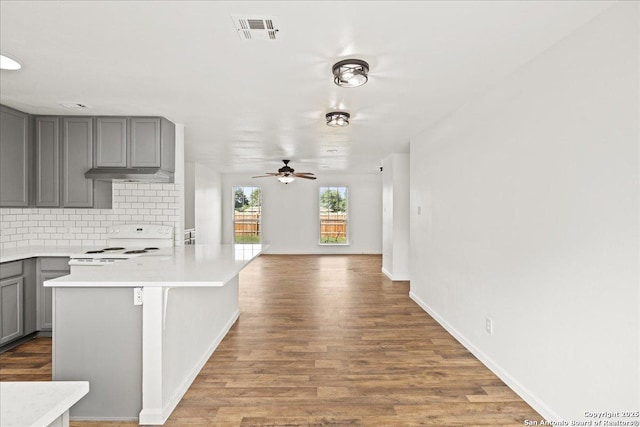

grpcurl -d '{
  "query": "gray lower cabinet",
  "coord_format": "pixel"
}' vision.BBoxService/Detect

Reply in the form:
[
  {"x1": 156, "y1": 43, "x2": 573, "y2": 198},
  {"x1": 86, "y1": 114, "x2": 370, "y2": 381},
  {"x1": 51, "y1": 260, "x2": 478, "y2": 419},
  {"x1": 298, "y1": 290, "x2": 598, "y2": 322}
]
[
  {"x1": 22, "y1": 258, "x2": 37, "y2": 336},
  {"x1": 0, "y1": 277, "x2": 23, "y2": 344},
  {"x1": 62, "y1": 117, "x2": 94, "y2": 207},
  {"x1": 0, "y1": 257, "x2": 25, "y2": 347},
  {"x1": 35, "y1": 116, "x2": 60, "y2": 207},
  {"x1": 0, "y1": 105, "x2": 30, "y2": 207},
  {"x1": 37, "y1": 257, "x2": 70, "y2": 331},
  {"x1": 0, "y1": 259, "x2": 37, "y2": 347}
]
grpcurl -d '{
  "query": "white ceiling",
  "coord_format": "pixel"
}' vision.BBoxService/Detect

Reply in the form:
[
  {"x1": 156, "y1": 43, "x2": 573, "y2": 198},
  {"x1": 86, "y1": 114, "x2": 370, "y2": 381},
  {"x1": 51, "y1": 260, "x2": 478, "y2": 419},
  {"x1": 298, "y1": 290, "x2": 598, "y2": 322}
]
[{"x1": 0, "y1": 1, "x2": 614, "y2": 175}]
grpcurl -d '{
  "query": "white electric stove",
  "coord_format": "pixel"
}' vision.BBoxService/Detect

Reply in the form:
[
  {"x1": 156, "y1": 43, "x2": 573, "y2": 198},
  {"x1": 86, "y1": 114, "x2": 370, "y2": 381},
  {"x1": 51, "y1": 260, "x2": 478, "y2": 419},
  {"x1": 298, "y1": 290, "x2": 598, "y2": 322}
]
[{"x1": 68, "y1": 224, "x2": 174, "y2": 269}]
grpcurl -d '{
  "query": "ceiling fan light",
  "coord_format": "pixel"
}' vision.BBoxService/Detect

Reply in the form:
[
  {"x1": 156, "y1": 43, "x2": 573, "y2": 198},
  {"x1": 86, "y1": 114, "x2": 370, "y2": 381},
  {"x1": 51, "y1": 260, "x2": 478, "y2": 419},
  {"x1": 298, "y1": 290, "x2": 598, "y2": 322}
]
[
  {"x1": 278, "y1": 175, "x2": 295, "y2": 184},
  {"x1": 332, "y1": 59, "x2": 369, "y2": 88},
  {"x1": 326, "y1": 111, "x2": 350, "y2": 127}
]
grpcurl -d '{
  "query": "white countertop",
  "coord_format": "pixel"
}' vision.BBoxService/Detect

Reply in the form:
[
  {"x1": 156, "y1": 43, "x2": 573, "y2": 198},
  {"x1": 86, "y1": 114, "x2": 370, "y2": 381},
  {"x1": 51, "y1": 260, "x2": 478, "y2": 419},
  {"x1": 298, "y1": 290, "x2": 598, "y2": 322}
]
[
  {"x1": 0, "y1": 246, "x2": 90, "y2": 263},
  {"x1": 0, "y1": 381, "x2": 89, "y2": 427},
  {"x1": 45, "y1": 244, "x2": 265, "y2": 288}
]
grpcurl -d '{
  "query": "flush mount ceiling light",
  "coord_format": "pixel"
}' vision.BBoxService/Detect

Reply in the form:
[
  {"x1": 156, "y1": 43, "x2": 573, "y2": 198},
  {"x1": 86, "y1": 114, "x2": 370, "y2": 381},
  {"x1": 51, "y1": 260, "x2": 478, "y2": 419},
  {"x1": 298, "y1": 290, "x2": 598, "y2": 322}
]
[
  {"x1": 326, "y1": 111, "x2": 350, "y2": 127},
  {"x1": 332, "y1": 59, "x2": 369, "y2": 88},
  {"x1": 0, "y1": 52, "x2": 22, "y2": 70}
]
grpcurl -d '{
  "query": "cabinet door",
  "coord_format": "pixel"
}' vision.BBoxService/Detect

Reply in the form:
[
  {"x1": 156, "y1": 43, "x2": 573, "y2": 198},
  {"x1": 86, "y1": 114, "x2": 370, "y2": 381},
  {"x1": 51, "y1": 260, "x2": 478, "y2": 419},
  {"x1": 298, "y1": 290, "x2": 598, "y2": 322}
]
[
  {"x1": 96, "y1": 117, "x2": 127, "y2": 167},
  {"x1": 0, "y1": 106, "x2": 29, "y2": 207},
  {"x1": 22, "y1": 258, "x2": 37, "y2": 336},
  {"x1": 35, "y1": 117, "x2": 60, "y2": 207},
  {"x1": 0, "y1": 277, "x2": 23, "y2": 345},
  {"x1": 130, "y1": 118, "x2": 161, "y2": 167},
  {"x1": 39, "y1": 271, "x2": 66, "y2": 331},
  {"x1": 62, "y1": 117, "x2": 93, "y2": 207}
]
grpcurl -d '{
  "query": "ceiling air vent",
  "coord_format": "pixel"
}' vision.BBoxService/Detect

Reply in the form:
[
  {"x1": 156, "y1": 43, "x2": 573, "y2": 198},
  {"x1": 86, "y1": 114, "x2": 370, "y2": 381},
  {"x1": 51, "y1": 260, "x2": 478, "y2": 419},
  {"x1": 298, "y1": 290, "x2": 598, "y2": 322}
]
[{"x1": 232, "y1": 15, "x2": 280, "y2": 41}]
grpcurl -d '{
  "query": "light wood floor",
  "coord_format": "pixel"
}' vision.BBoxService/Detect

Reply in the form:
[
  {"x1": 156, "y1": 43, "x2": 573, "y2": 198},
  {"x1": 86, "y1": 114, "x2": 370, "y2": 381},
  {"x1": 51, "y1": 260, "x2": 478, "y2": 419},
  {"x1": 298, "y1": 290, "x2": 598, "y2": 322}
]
[{"x1": 0, "y1": 255, "x2": 540, "y2": 426}]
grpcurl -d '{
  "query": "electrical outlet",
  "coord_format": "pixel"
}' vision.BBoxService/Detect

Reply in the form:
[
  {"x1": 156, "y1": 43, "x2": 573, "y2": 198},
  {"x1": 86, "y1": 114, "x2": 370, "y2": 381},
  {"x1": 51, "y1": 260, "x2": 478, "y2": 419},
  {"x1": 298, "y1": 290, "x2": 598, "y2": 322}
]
[
  {"x1": 485, "y1": 317, "x2": 493, "y2": 335},
  {"x1": 133, "y1": 288, "x2": 143, "y2": 305}
]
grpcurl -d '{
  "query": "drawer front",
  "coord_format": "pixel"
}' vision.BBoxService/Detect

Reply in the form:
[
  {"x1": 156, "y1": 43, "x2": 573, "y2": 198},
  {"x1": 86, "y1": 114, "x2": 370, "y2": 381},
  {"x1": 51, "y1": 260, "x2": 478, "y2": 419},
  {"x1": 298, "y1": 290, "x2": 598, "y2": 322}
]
[
  {"x1": 40, "y1": 257, "x2": 70, "y2": 272},
  {"x1": 0, "y1": 261, "x2": 23, "y2": 279}
]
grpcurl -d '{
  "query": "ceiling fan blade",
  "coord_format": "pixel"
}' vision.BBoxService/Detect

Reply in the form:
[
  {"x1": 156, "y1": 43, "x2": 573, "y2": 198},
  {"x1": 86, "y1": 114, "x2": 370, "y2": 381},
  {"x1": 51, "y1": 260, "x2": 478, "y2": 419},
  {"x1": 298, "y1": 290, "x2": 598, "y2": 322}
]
[
  {"x1": 252, "y1": 175, "x2": 276, "y2": 178},
  {"x1": 295, "y1": 174, "x2": 317, "y2": 180},
  {"x1": 294, "y1": 172, "x2": 315, "y2": 175}
]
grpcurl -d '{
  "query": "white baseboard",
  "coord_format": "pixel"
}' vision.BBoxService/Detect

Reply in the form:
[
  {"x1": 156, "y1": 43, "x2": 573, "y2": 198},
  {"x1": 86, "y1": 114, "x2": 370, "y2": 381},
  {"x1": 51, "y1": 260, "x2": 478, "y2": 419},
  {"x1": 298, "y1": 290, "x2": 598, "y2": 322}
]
[
  {"x1": 408, "y1": 291, "x2": 562, "y2": 422},
  {"x1": 138, "y1": 409, "x2": 163, "y2": 425},
  {"x1": 72, "y1": 416, "x2": 138, "y2": 421},
  {"x1": 148, "y1": 309, "x2": 240, "y2": 425},
  {"x1": 382, "y1": 267, "x2": 410, "y2": 281}
]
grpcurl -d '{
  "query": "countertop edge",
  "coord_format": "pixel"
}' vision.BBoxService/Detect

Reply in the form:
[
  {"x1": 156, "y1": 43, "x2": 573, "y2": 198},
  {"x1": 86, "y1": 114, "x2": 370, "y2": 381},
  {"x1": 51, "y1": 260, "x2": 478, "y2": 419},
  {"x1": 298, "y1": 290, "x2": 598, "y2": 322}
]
[
  {"x1": 0, "y1": 246, "x2": 87, "y2": 263},
  {"x1": 0, "y1": 381, "x2": 89, "y2": 427}
]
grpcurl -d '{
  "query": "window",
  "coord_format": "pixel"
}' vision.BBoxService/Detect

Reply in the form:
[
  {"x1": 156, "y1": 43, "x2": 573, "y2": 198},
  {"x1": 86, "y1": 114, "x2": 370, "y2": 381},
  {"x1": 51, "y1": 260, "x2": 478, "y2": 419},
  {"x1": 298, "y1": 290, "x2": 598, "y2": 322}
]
[
  {"x1": 233, "y1": 186, "x2": 262, "y2": 243},
  {"x1": 319, "y1": 186, "x2": 348, "y2": 244}
]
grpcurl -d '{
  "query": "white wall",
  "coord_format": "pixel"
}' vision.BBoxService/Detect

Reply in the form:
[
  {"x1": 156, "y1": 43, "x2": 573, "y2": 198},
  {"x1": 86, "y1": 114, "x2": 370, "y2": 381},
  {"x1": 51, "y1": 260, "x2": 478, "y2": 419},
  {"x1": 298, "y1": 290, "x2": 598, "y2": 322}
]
[
  {"x1": 159, "y1": 279, "x2": 238, "y2": 423},
  {"x1": 174, "y1": 124, "x2": 185, "y2": 247},
  {"x1": 410, "y1": 2, "x2": 638, "y2": 422},
  {"x1": 194, "y1": 163, "x2": 222, "y2": 245},
  {"x1": 221, "y1": 173, "x2": 382, "y2": 254},
  {"x1": 382, "y1": 154, "x2": 410, "y2": 280},
  {"x1": 184, "y1": 162, "x2": 195, "y2": 230}
]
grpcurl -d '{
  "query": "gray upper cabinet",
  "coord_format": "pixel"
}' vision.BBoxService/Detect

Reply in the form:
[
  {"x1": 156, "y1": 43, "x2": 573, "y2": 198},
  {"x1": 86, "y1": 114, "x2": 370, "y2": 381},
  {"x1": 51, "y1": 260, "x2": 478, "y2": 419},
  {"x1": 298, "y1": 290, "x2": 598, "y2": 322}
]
[
  {"x1": 62, "y1": 117, "x2": 94, "y2": 207},
  {"x1": 0, "y1": 106, "x2": 29, "y2": 207},
  {"x1": 130, "y1": 118, "x2": 161, "y2": 168},
  {"x1": 35, "y1": 117, "x2": 60, "y2": 207},
  {"x1": 96, "y1": 117, "x2": 127, "y2": 167}
]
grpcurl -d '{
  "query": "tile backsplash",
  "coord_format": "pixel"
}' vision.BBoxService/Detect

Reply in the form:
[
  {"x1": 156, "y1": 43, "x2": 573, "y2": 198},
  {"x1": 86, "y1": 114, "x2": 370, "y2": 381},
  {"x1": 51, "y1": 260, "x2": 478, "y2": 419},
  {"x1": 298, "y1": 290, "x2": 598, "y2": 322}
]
[{"x1": 0, "y1": 182, "x2": 181, "y2": 250}]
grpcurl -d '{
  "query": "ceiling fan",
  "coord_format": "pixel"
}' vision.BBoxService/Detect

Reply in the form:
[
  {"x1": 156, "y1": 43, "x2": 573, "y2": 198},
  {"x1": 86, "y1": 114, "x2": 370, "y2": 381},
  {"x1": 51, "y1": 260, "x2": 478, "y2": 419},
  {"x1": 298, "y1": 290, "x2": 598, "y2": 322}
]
[{"x1": 252, "y1": 160, "x2": 317, "y2": 184}]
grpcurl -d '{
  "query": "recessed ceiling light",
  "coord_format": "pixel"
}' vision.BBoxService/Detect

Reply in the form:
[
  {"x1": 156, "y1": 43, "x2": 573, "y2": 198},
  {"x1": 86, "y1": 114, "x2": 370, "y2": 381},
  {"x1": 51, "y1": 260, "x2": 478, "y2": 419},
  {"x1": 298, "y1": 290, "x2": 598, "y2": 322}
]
[
  {"x1": 327, "y1": 149, "x2": 339, "y2": 153},
  {"x1": 326, "y1": 111, "x2": 350, "y2": 127},
  {"x1": 0, "y1": 52, "x2": 22, "y2": 70},
  {"x1": 332, "y1": 59, "x2": 369, "y2": 88}
]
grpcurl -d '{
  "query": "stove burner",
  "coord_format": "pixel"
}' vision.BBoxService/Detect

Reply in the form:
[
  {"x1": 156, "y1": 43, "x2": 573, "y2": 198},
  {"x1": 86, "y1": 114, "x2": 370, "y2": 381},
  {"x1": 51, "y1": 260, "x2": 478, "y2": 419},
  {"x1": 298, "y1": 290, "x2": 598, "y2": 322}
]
[
  {"x1": 85, "y1": 250, "x2": 105, "y2": 254},
  {"x1": 124, "y1": 250, "x2": 148, "y2": 254},
  {"x1": 144, "y1": 247, "x2": 159, "y2": 251},
  {"x1": 103, "y1": 247, "x2": 125, "y2": 251}
]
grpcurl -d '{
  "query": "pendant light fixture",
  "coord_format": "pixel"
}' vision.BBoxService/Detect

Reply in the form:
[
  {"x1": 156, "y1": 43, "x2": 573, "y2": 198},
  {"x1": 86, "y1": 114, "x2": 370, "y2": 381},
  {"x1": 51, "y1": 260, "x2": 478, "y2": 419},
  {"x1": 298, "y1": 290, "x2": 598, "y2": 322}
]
[
  {"x1": 332, "y1": 59, "x2": 369, "y2": 88},
  {"x1": 326, "y1": 111, "x2": 350, "y2": 127}
]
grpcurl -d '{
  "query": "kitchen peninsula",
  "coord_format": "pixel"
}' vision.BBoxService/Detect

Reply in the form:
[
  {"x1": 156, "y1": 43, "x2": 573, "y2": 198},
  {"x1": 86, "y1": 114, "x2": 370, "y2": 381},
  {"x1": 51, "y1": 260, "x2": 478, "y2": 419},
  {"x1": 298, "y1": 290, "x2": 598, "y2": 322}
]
[{"x1": 45, "y1": 244, "x2": 264, "y2": 425}]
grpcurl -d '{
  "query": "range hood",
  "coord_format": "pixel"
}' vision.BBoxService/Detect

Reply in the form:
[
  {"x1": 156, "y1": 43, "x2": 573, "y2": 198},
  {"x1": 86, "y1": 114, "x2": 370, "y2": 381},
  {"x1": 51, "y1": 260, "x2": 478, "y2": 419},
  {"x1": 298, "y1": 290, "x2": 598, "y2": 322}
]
[{"x1": 85, "y1": 167, "x2": 174, "y2": 183}]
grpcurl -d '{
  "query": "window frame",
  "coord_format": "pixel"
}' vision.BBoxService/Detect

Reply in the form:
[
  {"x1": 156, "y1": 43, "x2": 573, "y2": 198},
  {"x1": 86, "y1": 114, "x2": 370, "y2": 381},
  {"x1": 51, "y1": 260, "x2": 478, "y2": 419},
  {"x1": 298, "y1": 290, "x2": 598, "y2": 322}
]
[
  {"x1": 232, "y1": 185, "x2": 262, "y2": 244},
  {"x1": 318, "y1": 186, "x2": 349, "y2": 246}
]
